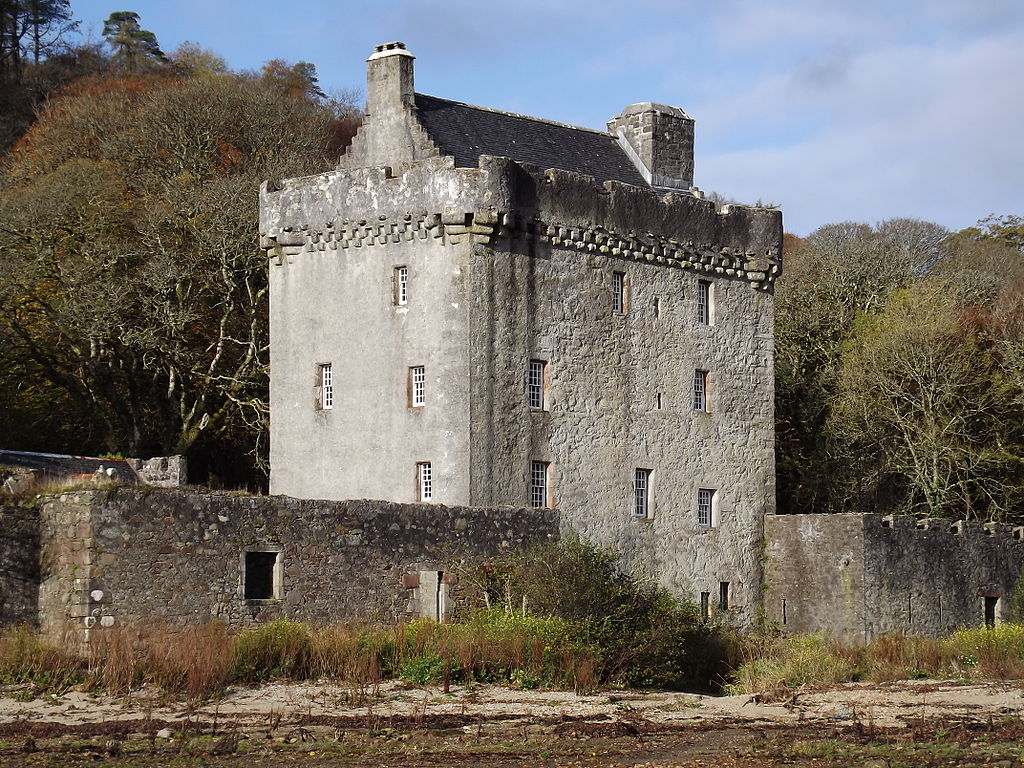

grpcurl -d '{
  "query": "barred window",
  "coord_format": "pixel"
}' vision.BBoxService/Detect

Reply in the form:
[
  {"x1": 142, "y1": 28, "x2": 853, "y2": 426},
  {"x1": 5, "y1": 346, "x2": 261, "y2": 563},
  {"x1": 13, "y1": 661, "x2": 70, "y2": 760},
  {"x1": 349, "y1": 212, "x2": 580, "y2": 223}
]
[
  {"x1": 634, "y1": 468, "x2": 651, "y2": 518},
  {"x1": 697, "y1": 488, "x2": 716, "y2": 527},
  {"x1": 410, "y1": 365, "x2": 425, "y2": 407},
  {"x1": 693, "y1": 369, "x2": 709, "y2": 412},
  {"x1": 696, "y1": 279, "x2": 712, "y2": 325},
  {"x1": 528, "y1": 359, "x2": 547, "y2": 410},
  {"x1": 530, "y1": 461, "x2": 550, "y2": 508},
  {"x1": 395, "y1": 266, "x2": 408, "y2": 305},
  {"x1": 418, "y1": 462, "x2": 432, "y2": 502},
  {"x1": 320, "y1": 363, "x2": 333, "y2": 409}
]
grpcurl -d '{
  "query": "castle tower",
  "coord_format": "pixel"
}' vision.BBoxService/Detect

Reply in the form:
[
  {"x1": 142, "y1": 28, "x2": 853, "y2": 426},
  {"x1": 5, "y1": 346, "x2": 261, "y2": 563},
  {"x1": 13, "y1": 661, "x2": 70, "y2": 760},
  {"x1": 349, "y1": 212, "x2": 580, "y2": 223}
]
[{"x1": 261, "y1": 43, "x2": 782, "y2": 626}]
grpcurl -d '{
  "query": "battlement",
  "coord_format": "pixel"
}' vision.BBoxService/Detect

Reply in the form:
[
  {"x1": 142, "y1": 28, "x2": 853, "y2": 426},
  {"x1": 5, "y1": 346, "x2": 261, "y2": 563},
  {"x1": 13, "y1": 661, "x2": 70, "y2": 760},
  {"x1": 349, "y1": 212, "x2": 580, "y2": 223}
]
[
  {"x1": 260, "y1": 155, "x2": 782, "y2": 289},
  {"x1": 869, "y1": 513, "x2": 1024, "y2": 545}
]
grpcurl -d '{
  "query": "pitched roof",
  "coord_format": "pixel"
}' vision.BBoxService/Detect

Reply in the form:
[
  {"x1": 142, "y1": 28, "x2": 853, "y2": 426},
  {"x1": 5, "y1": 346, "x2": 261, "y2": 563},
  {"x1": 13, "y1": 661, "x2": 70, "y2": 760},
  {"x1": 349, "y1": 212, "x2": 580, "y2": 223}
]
[{"x1": 414, "y1": 93, "x2": 648, "y2": 188}]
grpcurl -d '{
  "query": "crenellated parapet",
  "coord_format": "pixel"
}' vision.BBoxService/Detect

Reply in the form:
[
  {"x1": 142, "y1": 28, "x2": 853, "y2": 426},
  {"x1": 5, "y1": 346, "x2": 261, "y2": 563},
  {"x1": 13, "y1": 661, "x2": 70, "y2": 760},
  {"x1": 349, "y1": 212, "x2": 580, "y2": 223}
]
[
  {"x1": 260, "y1": 156, "x2": 782, "y2": 289},
  {"x1": 873, "y1": 513, "x2": 1024, "y2": 545}
]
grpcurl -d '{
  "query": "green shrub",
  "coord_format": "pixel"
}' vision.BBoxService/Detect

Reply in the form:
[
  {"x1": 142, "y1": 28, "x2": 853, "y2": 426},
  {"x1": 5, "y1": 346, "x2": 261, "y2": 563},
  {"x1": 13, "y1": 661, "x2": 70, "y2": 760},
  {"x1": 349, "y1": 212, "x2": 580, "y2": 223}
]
[{"x1": 467, "y1": 537, "x2": 728, "y2": 690}]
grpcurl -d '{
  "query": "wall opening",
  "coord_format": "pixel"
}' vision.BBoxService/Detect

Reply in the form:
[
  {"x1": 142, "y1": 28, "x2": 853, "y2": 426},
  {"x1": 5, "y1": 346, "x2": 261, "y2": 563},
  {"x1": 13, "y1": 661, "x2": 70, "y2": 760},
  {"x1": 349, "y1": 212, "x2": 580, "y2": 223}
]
[
  {"x1": 244, "y1": 551, "x2": 280, "y2": 600},
  {"x1": 985, "y1": 596, "x2": 999, "y2": 628},
  {"x1": 699, "y1": 591, "x2": 710, "y2": 621},
  {"x1": 416, "y1": 570, "x2": 450, "y2": 621},
  {"x1": 782, "y1": 598, "x2": 787, "y2": 626},
  {"x1": 719, "y1": 581, "x2": 730, "y2": 611}
]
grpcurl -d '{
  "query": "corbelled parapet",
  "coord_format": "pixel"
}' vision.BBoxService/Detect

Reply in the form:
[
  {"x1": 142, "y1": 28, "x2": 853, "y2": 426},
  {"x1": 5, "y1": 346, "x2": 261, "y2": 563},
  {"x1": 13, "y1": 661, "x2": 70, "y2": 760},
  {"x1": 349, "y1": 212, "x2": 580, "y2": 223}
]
[
  {"x1": 608, "y1": 102, "x2": 695, "y2": 192},
  {"x1": 261, "y1": 155, "x2": 782, "y2": 290}
]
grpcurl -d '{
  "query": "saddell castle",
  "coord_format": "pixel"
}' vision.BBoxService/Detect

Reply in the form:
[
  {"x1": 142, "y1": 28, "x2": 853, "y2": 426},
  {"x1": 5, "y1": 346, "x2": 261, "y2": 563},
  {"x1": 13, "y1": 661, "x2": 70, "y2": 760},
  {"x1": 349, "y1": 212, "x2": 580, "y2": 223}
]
[{"x1": 2, "y1": 43, "x2": 1023, "y2": 646}]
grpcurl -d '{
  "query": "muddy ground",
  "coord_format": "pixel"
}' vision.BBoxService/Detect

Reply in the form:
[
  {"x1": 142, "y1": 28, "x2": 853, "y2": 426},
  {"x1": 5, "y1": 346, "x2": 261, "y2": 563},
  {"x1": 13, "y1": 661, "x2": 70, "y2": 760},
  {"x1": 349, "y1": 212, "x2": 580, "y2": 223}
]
[{"x1": 1, "y1": 679, "x2": 1023, "y2": 766}]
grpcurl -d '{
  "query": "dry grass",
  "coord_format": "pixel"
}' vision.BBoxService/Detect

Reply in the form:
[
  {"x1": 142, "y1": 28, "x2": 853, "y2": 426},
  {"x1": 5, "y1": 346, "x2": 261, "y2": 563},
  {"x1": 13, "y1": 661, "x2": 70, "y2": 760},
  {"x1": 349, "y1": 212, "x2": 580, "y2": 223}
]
[{"x1": 730, "y1": 623, "x2": 1024, "y2": 693}]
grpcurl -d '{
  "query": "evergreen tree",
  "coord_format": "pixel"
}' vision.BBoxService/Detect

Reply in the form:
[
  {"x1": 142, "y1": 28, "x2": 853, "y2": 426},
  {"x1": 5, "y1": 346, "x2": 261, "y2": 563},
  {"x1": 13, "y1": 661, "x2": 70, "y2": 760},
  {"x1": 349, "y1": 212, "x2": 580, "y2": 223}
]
[{"x1": 102, "y1": 10, "x2": 166, "y2": 70}]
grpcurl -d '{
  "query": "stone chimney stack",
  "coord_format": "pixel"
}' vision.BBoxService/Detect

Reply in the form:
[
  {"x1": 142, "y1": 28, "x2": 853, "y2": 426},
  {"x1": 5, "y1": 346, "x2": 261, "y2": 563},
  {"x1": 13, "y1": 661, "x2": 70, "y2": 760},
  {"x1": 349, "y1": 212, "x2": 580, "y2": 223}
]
[
  {"x1": 608, "y1": 103, "x2": 695, "y2": 193},
  {"x1": 366, "y1": 42, "x2": 415, "y2": 119}
]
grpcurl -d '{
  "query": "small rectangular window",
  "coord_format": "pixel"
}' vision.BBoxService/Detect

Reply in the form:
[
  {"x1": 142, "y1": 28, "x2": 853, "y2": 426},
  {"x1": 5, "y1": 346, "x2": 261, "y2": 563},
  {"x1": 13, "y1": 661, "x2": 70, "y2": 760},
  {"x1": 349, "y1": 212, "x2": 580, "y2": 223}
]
[
  {"x1": 693, "y1": 369, "x2": 709, "y2": 412},
  {"x1": 697, "y1": 488, "x2": 716, "y2": 527},
  {"x1": 530, "y1": 461, "x2": 550, "y2": 508},
  {"x1": 395, "y1": 266, "x2": 408, "y2": 305},
  {"x1": 410, "y1": 365, "x2": 425, "y2": 407},
  {"x1": 634, "y1": 468, "x2": 651, "y2": 518},
  {"x1": 653, "y1": 296, "x2": 661, "y2": 318},
  {"x1": 244, "y1": 551, "x2": 279, "y2": 600},
  {"x1": 654, "y1": 393, "x2": 663, "y2": 411},
  {"x1": 320, "y1": 363, "x2": 333, "y2": 409},
  {"x1": 696, "y1": 279, "x2": 712, "y2": 325},
  {"x1": 719, "y1": 581, "x2": 730, "y2": 611},
  {"x1": 417, "y1": 461, "x2": 432, "y2": 502},
  {"x1": 528, "y1": 359, "x2": 547, "y2": 410},
  {"x1": 700, "y1": 592, "x2": 710, "y2": 621},
  {"x1": 612, "y1": 272, "x2": 628, "y2": 314}
]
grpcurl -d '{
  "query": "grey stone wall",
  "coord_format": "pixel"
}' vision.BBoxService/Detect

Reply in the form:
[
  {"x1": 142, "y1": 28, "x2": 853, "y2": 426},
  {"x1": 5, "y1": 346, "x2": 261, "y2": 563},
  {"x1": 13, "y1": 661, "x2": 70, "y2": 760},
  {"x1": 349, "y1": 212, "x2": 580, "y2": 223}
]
[
  {"x1": 35, "y1": 488, "x2": 557, "y2": 640},
  {"x1": 765, "y1": 513, "x2": 1024, "y2": 641},
  {"x1": 0, "y1": 505, "x2": 40, "y2": 627}
]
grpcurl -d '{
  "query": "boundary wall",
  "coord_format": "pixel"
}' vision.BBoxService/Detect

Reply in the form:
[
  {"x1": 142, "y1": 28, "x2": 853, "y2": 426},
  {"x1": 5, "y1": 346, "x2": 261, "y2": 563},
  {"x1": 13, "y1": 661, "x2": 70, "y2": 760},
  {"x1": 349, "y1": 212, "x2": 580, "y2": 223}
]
[
  {"x1": 18, "y1": 488, "x2": 556, "y2": 642},
  {"x1": 765, "y1": 513, "x2": 1024, "y2": 642}
]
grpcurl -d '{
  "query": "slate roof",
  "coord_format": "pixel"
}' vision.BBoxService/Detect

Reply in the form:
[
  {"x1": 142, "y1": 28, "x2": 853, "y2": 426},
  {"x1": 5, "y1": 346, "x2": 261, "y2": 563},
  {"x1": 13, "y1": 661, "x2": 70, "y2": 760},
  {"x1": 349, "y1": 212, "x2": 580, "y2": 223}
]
[{"x1": 414, "y1": 93, "x2": 649, "y2": 188}]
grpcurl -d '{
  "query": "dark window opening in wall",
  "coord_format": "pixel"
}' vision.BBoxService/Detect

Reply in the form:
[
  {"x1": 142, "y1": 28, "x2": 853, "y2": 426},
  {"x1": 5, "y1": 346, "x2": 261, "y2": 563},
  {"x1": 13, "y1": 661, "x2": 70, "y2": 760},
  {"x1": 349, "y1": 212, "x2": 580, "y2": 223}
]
[
  {"x1": 782, "y1": 598, "x2": 788, "y2": 625},
  {"x1": 244, "y1": 551, "x2": 278, "y2": 600},
  {"x1": 700, "y1": 592, "x2": 710, "y2": 621},
  {"x1": 653, "y1": 296, "x2": 661, "y2": 318},
  {"x1": 938, "y1": 595, "x2": 942, "y2": 627},
  {"x1": 655, "y1": 392, "x2": 663, "y2": 410},
  {"x1": 719, "y1": 581, "x2": 730, "y2": 611},
  {"x1": 985, "y1": 596, "x2": 999, "y2": 628},
  {"x1": 908, "y1": 594, "x2": 913, "y2": 625},
  {"x1": 612, "y1": 271, "x2": 629, "y2": 314}
]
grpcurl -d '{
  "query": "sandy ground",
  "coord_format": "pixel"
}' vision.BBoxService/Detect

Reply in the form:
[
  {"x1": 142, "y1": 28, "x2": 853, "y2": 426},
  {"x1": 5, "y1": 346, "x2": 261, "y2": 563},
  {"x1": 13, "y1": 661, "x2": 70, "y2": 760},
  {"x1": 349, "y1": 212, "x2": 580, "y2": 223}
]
[
  {"x1": 2, "y1": 680, "x2": 1024, "y2": 767},
  {"x1": 1, "y1": 678, "x2": 1022, "y2": 732}
]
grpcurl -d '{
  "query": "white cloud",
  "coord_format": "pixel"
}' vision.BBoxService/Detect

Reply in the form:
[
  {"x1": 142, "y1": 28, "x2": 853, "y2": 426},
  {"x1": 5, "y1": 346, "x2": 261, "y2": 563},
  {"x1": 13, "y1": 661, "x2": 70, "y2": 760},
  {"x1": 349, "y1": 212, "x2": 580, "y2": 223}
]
[{"x1": 698, "y1": 23, "x2": 1024, "y2": 233}]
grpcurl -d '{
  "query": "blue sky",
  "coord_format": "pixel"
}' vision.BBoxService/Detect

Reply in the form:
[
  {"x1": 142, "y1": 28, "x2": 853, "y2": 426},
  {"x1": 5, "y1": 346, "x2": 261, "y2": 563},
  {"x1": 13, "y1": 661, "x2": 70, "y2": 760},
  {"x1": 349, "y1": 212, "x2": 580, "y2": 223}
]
[{"x1": 73, "y1": 0, "x2": 1024, "y2": 235}]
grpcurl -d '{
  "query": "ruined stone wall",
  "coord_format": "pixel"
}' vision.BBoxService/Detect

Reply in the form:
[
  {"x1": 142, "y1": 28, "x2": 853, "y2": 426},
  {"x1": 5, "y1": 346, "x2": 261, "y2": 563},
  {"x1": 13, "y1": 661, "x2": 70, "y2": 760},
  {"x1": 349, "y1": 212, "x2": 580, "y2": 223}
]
[
  {"x1": 36, "y1": 488, "x2": 557, "y2": 640},
  {"x1": 0, "y1": 505, "x2": 40, "y2": 627},
  {"x1": 765, "y1": 513, "x2": 1024, "y2": 641}
]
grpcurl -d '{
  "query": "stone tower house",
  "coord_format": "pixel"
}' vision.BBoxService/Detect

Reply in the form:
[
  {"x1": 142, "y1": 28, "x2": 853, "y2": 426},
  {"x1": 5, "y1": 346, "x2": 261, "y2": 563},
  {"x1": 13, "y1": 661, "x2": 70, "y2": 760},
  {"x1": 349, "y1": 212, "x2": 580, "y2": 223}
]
[{"x1": 260, "y1": 43, "x2": 782, "y2": 622}]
